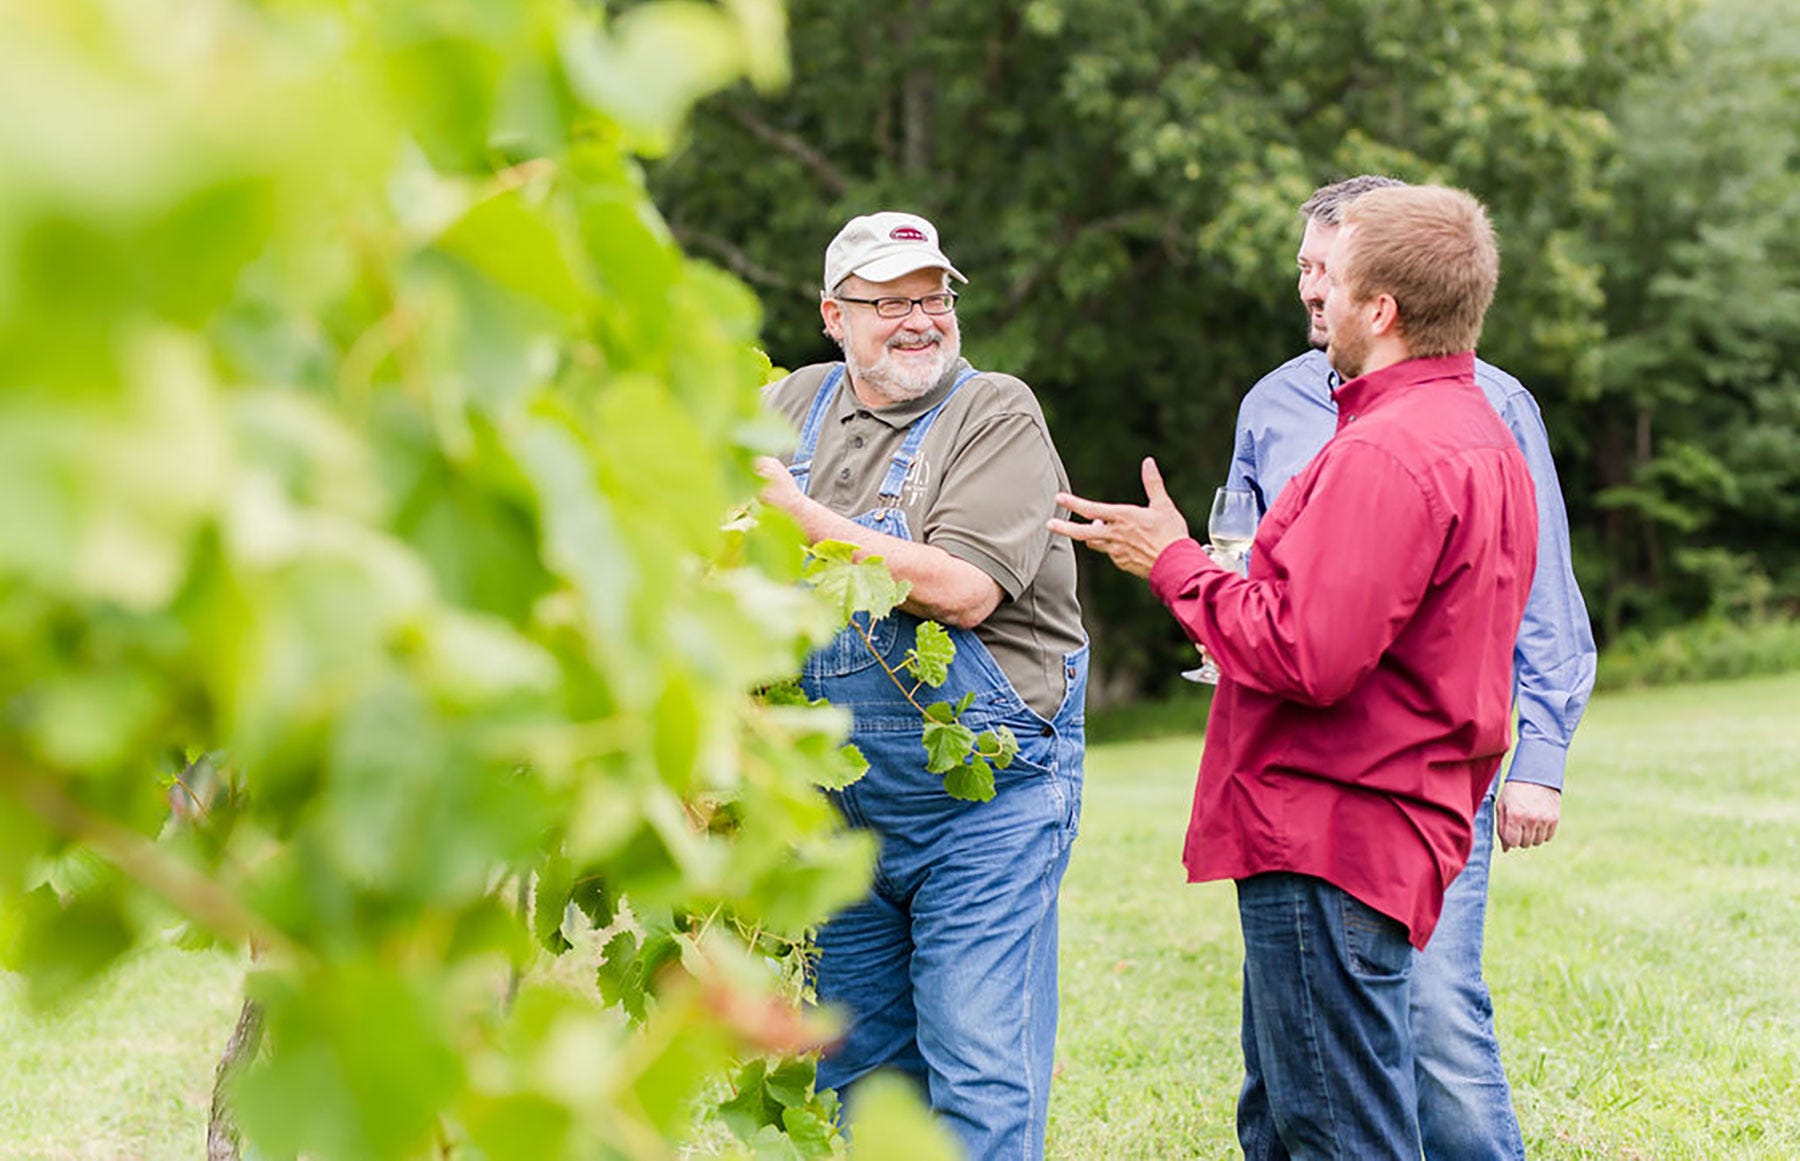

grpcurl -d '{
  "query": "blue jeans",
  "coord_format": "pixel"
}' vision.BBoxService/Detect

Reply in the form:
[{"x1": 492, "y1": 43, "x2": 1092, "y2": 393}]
[
  {"x1": 1413, "y1": 789, "x2": 1526, "y2": 1160},
  {"x1": 809, "y1": 632, "x2": 1086, "y2": 1161},
  {"x1": 1236, "y1": 873, "x2": 1419, "y2": 1160}
]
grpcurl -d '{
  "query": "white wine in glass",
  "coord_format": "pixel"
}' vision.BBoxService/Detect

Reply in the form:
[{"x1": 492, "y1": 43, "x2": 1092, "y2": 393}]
[{"x1": 1181, "y1": 487, "x2": 1260, "y2": 684}]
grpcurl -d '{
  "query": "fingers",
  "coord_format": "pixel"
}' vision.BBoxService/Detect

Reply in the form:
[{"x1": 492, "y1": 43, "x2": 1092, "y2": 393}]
[
  {"x1": 1495, "y1": 808, "x2": 1558, "y2": 851},
  {"x1": 1054, "y1": 491, "x2": 1139, "y2": 523},
  {"x1": 1517, "y1": 819, "x2": 1558, "y2": 849},
  {"x1": 1047, "y1": 516, "x2": 1105, "y2": 544},
  {"x1": 753, "y1": 456, "x2": 788, "y2": 480},
  {"x1": 1141, "y1": 457, "x2": 1173, "y2": 507}
]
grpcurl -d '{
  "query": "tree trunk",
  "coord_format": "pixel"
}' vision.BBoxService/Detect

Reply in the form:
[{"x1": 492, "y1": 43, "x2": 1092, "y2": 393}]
[
  {"x1": 901, "y1": 0, "x2": 932, "y2": 178},
  {"x1": 207, "y1": 997, "x2": 265, "y2": 1161}
]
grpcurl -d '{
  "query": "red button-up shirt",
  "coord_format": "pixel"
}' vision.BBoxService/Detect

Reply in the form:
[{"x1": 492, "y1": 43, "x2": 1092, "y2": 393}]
[{"x1": 1149, "y1": 352, "x2": 1538, "y2": 947}]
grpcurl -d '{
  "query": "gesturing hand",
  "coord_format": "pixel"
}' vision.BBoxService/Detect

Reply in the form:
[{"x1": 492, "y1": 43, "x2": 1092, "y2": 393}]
[{"x1": 1048, "y1": 457, "x2": 1192, "y2": 579}]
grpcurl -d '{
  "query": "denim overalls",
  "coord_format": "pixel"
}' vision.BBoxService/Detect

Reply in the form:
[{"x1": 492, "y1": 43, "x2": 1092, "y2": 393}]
[{"x1": 792, "y1": 365, "x2": 1087, "y2": 1161}]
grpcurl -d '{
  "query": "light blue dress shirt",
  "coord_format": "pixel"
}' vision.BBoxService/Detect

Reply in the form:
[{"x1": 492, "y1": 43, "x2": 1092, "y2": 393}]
[{"x1": 1226, "y1": 349, "x2": 1597, "y2": 791}]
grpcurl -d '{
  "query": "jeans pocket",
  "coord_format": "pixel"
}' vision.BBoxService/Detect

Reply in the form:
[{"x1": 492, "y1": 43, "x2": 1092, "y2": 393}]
[{"x1": 1340, "y1": 893, "x2": 1413, "y2": 980}]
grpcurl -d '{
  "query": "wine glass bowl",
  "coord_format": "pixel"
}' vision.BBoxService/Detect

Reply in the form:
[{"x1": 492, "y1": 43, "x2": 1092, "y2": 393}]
[{"x1": 1182, "y1": 487, "x2": 1259, "y2": 684}]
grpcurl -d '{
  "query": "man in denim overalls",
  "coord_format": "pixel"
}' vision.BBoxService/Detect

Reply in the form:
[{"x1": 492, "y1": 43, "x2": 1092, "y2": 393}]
[{"x1": 758, "y1": 212, "x2": 1087, "y2": 1160}]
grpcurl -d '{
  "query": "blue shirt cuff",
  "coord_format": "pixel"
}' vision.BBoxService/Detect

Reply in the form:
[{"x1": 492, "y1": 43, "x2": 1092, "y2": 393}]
[{"x1": 1507, "y1": 735, "x2": 1568, "y2": 792}]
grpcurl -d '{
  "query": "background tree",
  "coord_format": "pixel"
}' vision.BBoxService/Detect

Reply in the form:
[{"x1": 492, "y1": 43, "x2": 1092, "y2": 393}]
[
  {"x1": 651, "y1": 0, "x2": 1689, "y2": 698},
  {"x1": 1586, "y1": 0, "x2": 1800, "y2": 637}
]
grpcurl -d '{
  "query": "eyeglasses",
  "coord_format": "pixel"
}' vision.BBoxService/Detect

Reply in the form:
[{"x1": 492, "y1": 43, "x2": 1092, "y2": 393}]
[{"x1": 835, "y1": 291, "x2": 958, "y2": 319}]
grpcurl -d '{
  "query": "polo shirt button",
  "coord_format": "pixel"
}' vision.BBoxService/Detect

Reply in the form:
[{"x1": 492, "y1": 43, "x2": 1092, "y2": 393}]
[
  {"x1": 839, "y1": 468, "x2": 851, "y2": 481},
  {"x1": 852, "y1": 435, "x2": 866, "y2": 448}
]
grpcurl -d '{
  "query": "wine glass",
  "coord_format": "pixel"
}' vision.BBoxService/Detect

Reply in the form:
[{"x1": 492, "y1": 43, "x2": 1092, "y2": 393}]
[{"x1": 1181, "y1": 487, "x2": 1260, "y2": 684}]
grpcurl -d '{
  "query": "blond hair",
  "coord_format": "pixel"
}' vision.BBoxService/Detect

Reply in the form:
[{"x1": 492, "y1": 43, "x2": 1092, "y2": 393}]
[{"x1": 1337, "y1": 185, "x2": 1498, "y2": 357}]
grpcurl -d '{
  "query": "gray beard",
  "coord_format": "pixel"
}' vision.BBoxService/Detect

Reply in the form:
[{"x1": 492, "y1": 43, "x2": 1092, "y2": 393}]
[{"x1": 848, "y1": 334, "x2": 960, "y2": 404}]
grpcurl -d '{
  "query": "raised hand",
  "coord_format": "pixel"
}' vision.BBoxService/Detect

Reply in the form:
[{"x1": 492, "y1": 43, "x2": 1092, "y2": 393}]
[{"x1": 1049, "y1": 457, "x2": 1192, "y2": 579}]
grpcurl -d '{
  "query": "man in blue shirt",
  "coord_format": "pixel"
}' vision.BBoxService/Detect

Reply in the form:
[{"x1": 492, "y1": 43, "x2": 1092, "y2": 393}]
[{"x1": 1227, "y1": 175, "x2": 1597, "y2": 1159}]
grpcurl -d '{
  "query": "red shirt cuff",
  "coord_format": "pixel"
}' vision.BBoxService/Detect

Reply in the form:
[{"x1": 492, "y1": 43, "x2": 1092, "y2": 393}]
[{"x1": 1149, "y1": 538, "x2": 1214, "y2": 604}]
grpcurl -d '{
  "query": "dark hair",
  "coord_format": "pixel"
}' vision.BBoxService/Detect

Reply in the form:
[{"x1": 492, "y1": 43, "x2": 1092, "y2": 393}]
[{"x1": 1299, "y1": 175, "x2": 1407, "y2": 225}]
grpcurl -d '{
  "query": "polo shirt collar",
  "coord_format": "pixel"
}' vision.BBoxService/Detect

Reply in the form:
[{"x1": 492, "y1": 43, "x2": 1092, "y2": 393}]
[
  {"x1": 1332, "y1": 351, "x2": 1475, "y2": 422},
  {"x1": 837, "y1": 357, "x2": 972, "y2": 429}
]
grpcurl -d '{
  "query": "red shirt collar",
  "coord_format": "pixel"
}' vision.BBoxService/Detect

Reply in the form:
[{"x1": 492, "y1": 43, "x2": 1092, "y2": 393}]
[{"x1": 1331, "y1": 351, "x2": 1476, "y2": 428}]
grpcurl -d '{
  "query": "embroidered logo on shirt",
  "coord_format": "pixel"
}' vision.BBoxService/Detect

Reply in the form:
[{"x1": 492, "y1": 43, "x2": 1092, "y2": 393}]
[{"x1": 902, "y1": 456, "x2": 932, "y2": 505}]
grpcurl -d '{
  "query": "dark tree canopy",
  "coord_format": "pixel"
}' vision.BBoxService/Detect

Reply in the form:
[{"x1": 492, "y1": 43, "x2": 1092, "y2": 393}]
[{"x1": 653, "y1": 0, "x2": 1733, "y2": 697}]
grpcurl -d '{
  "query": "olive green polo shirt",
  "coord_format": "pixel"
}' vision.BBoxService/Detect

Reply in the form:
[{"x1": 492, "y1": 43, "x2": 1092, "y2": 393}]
[{"x1": 765, "y1": 358, "x2": 1085, "y2": 718}]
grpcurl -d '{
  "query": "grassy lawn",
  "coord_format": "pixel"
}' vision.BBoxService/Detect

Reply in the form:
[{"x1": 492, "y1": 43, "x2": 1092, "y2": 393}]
[
  {"x1": 3, "y1": 672, "x2": 1797, "y2": 1158},
  {"x1": 1050, "y1": 671, "x2": 1800, "y2": 1159},
  {"x1": 0, "y1": 944, "x2": 243, "y2": 1158}
]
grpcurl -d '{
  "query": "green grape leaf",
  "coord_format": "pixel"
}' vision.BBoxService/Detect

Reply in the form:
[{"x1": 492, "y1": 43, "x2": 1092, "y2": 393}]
[
  {"x1": 921, "y1": 718, "x2": 976, "y2": 775},
  {"x1": 757, "y1": 677, "x2": 812, "y2": 707},
  {"x1": 746, "y1": 1124, "x2": 804, "y2": 1159},
  {"x1": 802, "y1": 542, "x2": 909, "y2": 622},
  {"x1": 463, "y1": 1092, "x2": 574, "y2": 1161},
  {"x1": 973, "y1": 727, "x2": 1019, "y2": 770},
  {"x1": 942, "y1": 756, "x2": 996, "y2": 803},
  {"x1": 533, "y1": 854, "x2": 574, "y2": 954},
  {"x1": 802, "y1": 539, "x2": 856, "y2": 564},
  {"x1": 922, "y1": 700, "x2": 958, "y2": 725},
  {"x1": 906, "y1": 621, "x2": 955, "y2": 687},
  {"x1": 569, "y1": 874, "x2": 616, "y2": 931},
  {"x1": 764, "y1": 1056, "x2": 816, "y2": 1108},
  {"x1": 992, "y1": 725, "x2": 1019, "y2": 769},
  {"x1": 596, "y1": 930, "x2": 645, "y2": 1020},
  {"x1": 718, "y1": 1060, "x2": 778, "y2": 1140},
  {"x1": 436, "y1": 187, "x2": 591, "y2": 316},
  {"x1": 5, "y1": 885, "x2": 136, "y2": 1005},
  {"x1": 781, "y1": 1102, "x2": 837, "y2": 1157},
  {"x1": 812, "y1": 742, "x2": 868, "y2": 791},
  {"x1": 954, "y1": 690, "x2": 976, "y2": 715}
]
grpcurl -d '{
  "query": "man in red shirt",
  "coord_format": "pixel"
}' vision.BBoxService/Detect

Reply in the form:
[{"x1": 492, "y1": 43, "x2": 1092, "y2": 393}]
[{"x1": 1051, "y1": 185, "x2": 1537, "y2": 1156}]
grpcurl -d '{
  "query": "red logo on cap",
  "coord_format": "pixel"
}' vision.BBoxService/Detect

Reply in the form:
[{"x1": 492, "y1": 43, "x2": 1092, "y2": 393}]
[{"x1": 889, "y1": 226, "x2": 928, "y2": 242}]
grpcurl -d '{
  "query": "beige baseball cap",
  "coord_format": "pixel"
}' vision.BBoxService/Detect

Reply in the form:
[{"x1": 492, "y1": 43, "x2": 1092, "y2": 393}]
[{"x1": 823, "y1": 211, "x2": 967, "y2": 292}]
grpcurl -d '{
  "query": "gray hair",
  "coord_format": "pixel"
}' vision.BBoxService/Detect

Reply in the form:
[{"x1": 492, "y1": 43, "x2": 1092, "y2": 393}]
[{"x1": 1299, "y1": 175, "x2": 1407, "y2": 226}]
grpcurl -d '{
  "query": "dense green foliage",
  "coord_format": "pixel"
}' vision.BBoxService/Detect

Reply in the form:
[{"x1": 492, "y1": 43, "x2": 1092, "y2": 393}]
[
  {"x1": 652, "y1": 0, "x2": 1800, "y2": 694},
  {"x1": 1594, "y1": 615, "x2": 1800, "y2": 691},
  {"x1": 0, "y1": 1, "x2": 962, "y2": 1156},
  {"x1": 1588, "y1": 0, "x2": 1800, "y2": 637}
]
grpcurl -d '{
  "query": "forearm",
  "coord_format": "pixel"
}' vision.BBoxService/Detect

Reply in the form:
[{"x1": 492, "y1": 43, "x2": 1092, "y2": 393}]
[
  {"x1": 785, "y1": 493, "x2": 1002, "y2": 629},
  {"x1": 1149, "y1": 540, "x2": 1362, "y2": 705},
  {"x1": 1504, "y1": 389, "x2": 1599, "y2": 791}
]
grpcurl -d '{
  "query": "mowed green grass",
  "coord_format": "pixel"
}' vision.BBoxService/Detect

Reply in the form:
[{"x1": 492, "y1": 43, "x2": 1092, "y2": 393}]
[
  {"x1": 2, "y1": 673, "x2": 1797, "y2": 1158},
  {"x1": 1049, "y1": 671, "x2": 1800, "y2": 1159},
  {"x1": 0, "y1": 944, "x2": 243, "y2": 1158}
]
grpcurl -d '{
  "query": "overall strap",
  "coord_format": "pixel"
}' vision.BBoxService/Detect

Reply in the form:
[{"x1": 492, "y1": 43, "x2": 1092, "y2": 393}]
[
  {"x1": 789, "y1": 364, "x2": 846, "y2": 496},
  {"x1": 878, "y1": 366, "x2": 982, "y2": 502}
]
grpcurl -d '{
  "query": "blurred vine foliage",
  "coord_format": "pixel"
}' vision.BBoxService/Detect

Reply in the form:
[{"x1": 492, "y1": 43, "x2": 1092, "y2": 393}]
[{"x1": 0, "y1": 0, "x2": 956, "y2": 1157}]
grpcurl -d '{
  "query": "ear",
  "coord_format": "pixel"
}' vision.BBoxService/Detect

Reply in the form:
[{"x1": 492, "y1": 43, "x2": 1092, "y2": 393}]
[
  {"x1": 820, "y1": 295, "x2": 845, "y2": 343},
  {"x1": 1368, "y1": 293, "x2": 1401, "y2": 337}
]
